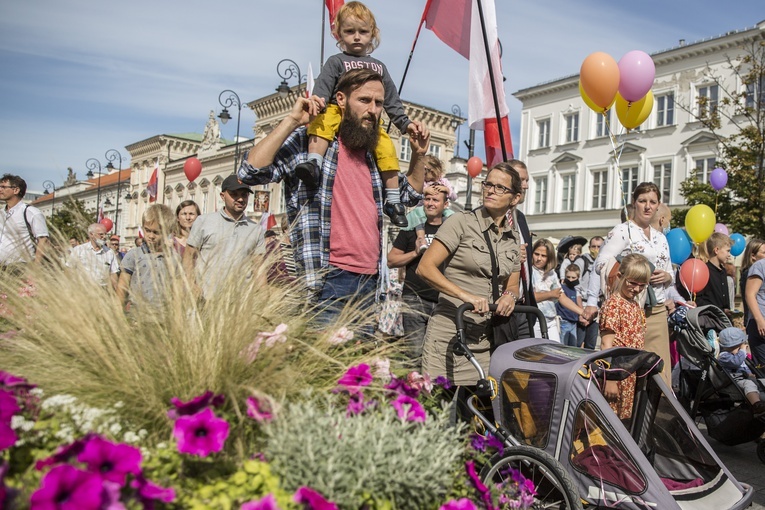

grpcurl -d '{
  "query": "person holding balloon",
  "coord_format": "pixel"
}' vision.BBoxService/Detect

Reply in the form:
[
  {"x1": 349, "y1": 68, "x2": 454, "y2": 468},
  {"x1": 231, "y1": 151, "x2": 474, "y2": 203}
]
[{"x1": 583, "y1": 182, "x2": 674, "y2": 386}]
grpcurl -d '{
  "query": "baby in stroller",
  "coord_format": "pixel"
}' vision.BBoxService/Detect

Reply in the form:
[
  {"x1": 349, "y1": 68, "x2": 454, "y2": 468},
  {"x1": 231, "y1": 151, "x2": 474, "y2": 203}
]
[{"x1": 717, "y1": 327, "x2": 765, "y2": 418}]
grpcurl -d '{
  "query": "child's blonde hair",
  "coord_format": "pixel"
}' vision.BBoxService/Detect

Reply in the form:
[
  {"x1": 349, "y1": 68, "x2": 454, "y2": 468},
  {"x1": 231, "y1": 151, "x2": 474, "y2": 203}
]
[
  {"x1": 142, "y1": 204, "x2": 175, "y2": 237},
  {"x1": 333, "y1": 1, "x2": 380, "y2": 53},
  {"x1": 705, "y1": 232, "x2": 733, "y2": 258},
  {"x1": 532, "y1": 239, "x2": 556, "y2": 273},
  {"x1": 613, "y1": 253, "x2": 652, "y2": 297}
]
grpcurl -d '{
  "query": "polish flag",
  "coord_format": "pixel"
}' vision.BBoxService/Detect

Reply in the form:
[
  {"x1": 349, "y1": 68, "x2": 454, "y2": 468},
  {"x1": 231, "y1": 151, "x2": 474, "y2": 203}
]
[
  {"x1": 325, "y1": 0, "x2": 344, "y2": 34},
  {"x1": 97, "y1": 205, "x2": 104, "y2": 223},
  {"x1": 260, "y1": 212, "x2": 277, "y2": 231},
  {"x1": 422, "y1": 0, "x2": 512, "y2": 166},
  {"x1": 147, "y1": 158, "x2": 159, "y2": 203},
  {"x1": 306, "y1": 62, "x2": 315, "y2": 98}
]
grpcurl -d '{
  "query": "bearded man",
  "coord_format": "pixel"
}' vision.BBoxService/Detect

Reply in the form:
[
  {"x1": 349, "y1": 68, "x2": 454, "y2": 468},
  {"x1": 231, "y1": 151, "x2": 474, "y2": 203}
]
[{"x1": 239, "y1": 68, "x2": 428, "y2": 329}]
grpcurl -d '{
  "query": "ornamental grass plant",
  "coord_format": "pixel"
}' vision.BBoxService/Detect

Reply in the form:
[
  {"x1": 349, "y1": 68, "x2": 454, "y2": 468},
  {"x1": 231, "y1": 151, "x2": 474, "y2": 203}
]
[{"x1": 0, "y1": 226, "x2": 386, "y2": 442}]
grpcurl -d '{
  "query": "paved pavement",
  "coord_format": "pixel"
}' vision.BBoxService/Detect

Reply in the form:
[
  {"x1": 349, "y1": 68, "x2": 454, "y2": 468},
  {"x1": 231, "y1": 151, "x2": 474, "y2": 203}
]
[{"x1": 699, "y1": 423, "x2": 765, "y2": 509}]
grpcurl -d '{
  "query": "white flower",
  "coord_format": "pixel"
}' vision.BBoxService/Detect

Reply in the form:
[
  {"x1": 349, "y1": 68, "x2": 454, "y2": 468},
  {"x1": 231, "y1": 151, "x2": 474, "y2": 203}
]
[
  {"x1": 29, "y1": 388, "x2": 44, "y2": 397},
  {"x1": 113, "y1": 401, "x2": 124, "y2": 408},
  {"x1": 109, "y1": 423, "x2": 123, "y2": 436},
  {"x1": 10, "y1": 415, "x2": 35, "y2": 432},
  {"x1": 328, "y1": 327, "x2": 354, "y2": 345},
  {"x1": 371, "y1": 357, "x2": 391, "y2": 382},
  {"x1": 138, "y1": 429, "x2": 147, "y2": 438},
  {"x1": 258, "y1": 323, "x2": 289, "y2": 348},
  {"x1": 123, "y1": 431, "x2": 139, "y2": 443}
]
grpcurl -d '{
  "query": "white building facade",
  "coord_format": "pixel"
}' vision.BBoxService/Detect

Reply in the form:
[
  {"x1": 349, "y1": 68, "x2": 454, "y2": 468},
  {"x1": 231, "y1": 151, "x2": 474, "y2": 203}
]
[{"x1": 513, "y1": 21, "x2": 764, "y2": 240}]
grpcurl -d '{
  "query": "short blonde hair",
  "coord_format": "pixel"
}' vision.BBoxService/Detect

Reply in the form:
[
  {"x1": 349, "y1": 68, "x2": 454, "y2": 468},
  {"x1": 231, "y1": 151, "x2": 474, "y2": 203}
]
[
  {"x1": 565, "y1": 264, "x2": 581, "y2": 277},
  {"x1": 613, "y1": 253, "x2": 652, "y2": 297},
  {"x1": 706, "y1": 232, "x2": 733, "y2": 255},
  {"x1": 333, "y1": 1, "x2": 380, "y2": 54},
  {"x1": 142, "y1": 204, "x2": 175, "y2": 236}
]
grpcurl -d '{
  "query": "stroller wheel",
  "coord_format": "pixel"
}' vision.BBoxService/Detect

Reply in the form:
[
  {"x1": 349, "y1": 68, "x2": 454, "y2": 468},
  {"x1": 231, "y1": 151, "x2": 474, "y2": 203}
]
[
  {"x1": 758, "y1": 439, "x2": 765, "y2": 465},
  {"x1": 481, "y1": 445, "x2": 582, "y2": 509}
]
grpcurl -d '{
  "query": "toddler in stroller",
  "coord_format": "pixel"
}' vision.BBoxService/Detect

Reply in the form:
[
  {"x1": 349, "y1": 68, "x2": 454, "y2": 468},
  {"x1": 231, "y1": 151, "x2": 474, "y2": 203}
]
[{"x1": 717, "y1": 327, "x2": 765, "y2": 418}]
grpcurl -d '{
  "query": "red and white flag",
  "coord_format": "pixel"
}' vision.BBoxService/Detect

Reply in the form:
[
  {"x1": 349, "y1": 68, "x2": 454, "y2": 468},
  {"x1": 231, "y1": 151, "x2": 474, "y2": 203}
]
[
  {"x1": 260, "y1": 212, "x2": 277, "y2": 231},
  {"x1": 97, "y1": 205, "x2": 104, "y2": 223},
  {"x1": 422, "y1": 0, "x2": 471, "y2": 58},
  {"x1": 325, "y1": 0, "x2": 344, "y2": 34},
  {"x1": 147, "y1": 158, "x2": 159, "y2": 203},
  {"x1": 306, "y1": 62, "x2": 315, "y2": 98}
]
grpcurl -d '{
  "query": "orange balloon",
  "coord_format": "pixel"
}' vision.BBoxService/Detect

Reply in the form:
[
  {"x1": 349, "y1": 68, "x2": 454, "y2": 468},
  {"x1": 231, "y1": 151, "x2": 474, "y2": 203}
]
[
  {"x1": 679, "y1": 259, "x2": 710, "y2": 294},
  {"x1": 579, "y1": 80, "x2": 614, "y2": 114},
  {"x1": 466, "y1": 157, "x2": 483, "y2": 178},
  {"x1": 580, "y1": 52, "x2": 620, "y2": 109}
]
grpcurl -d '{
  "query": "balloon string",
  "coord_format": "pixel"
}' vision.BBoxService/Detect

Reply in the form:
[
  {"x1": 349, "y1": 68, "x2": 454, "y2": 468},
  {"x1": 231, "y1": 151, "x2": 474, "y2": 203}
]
[
  {"x1": 604, "y1": 112, "x2": 630, "y2": 217},
  {"x1": 715, "y1": 193, "x2": 718, "y2": 214}
]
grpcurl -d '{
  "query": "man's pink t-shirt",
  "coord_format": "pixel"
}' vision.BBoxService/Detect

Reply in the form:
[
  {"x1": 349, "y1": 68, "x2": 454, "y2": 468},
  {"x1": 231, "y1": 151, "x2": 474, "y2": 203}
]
[{"x1": 328, "y1": 143, "x2": 379, "y2": 274}]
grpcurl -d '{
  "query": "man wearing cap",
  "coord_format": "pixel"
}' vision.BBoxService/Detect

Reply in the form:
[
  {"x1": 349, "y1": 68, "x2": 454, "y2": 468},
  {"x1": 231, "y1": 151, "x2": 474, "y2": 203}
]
[
  {"x1": 183, "y1": 174, "x2": 265, "y2": 298},
  {"x1": 67, "y1": 223, "x2": 120, "y2": 289}
]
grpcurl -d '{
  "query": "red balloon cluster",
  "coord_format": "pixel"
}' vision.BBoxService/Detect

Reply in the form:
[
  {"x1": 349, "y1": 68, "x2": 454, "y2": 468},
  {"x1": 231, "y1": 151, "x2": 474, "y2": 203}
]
[
  {"x1": 184, "y1": 157, "x2": 202, "y2": 182},
  {"x1": 466, "y1": 157, "x2": 483, "y2": 178},
  {"x1": 99, "y1": 218, "x2": 113, "y2": 232}
]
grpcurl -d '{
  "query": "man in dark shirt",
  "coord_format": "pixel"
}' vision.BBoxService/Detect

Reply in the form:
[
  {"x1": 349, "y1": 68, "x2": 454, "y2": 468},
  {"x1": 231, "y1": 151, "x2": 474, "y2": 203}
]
[{"x1": 387, "y1": 185, "x2": 448, "y2": 359}]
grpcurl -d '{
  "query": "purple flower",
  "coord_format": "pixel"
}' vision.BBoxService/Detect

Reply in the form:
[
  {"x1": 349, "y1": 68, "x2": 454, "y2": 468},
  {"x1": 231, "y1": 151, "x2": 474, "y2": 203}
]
[
  {"x1": 35, "y1": 436, "x2": 92, "y2": 471},
  {"x1": 390, "y1": 395, "x2": 426, "y2": 423},
  {"x1": 439, "y1": 499, "x2": 478, "y2": 510},
  {"x1": 0, "y1": 422, "x2": 17, "y2": 452},
  {"x1": 434, "y1": 376, "x2": 453, "y2": 390},
  {"x1": 470, "y1": 433, "x2": 505, "y2": 455},
  {"x1": 384, "y1": 377, "x2": 420, "y2": 398},
  {"x1": 336, "y1": 364, "x2": 372, "y2": 392},
  {"x1": 30, "y1": 464, "x2": 103, "y2": 510},
  {"x1": 0, "y1": 371, "x2": 35, "y2": 391},
  {"x1": 293, "y1": 486, "x2": 338, "y2": 510},
  {"x1": 0, "y1": 461, "x2": 11, "y2": 510},
  {"x1": 100, "y1": 480, "x2": 125, "y2": 510},
  {"x1": 167, "y1": 391, "x2": 225, "y2": 420},
  {"x1": 0, "y1": 389, "x2": 19, "y2": 423},
  {"x1": 131, "y1": 476, "x2": 176, "y2": 508},
  {"x1": 465, "y1": 461, "x2": 493, "y2": 510},
  {"x1": 173, "y1": 408, "x2": 229, "y2": 457},
  {"x1": 346, "y1": 393, "x2": 374, "y2": 417},
  {"x1": 241, "y1": 494, "x2": 280, "y2": 510},
  {"x1": 246, "y1": 396, "x2": 273, "y2": 422},
  {"x1": 77, "y1": 436, "x2": 142, "y2": 486}
]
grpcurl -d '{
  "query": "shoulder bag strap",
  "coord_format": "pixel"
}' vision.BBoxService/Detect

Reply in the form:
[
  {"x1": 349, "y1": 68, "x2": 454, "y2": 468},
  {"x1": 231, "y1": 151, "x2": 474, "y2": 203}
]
[{"x1": 483, "y1": 229, "x2": 500, "y2": 302}]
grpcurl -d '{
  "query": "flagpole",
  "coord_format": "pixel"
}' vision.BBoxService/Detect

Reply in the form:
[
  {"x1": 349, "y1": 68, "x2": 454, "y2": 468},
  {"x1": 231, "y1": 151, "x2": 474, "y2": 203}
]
[
  {"x1": 475, "y1": 0, "x2": 507, "y2": 161},
  {"x1": 387, "y1": 13, "x2": 428, "y2": 133},
  {"x1": 320, "y1": 0, "x2": 326, "y2": 70}
]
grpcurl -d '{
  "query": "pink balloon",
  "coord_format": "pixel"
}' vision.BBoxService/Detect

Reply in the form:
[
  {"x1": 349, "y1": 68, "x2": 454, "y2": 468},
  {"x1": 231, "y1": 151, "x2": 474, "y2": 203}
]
[
  {"x1": 99, "y1": 217, "x2": 113, "y2": 232},
  {"x1": 618, "y1": 50, "x2": 656, "y2": 102},
  {"x1": 713, "y1": 223, "x2": 729, "y2": 236}
]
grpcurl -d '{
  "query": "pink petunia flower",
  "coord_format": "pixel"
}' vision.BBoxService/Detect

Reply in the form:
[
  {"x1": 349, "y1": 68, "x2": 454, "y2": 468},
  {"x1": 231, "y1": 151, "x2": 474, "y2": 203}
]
[
  {"x1": 0, "y1": 390, "x2": 19, "y2": 423},
  {"x1": 77, "y1": 436, "x2": 142, "y2": 486},
  {"x1": 30, "y1": 464, "x2": 103, "y2": 510},
  {"x1": 131, "y1": 475, "x2": 176, "y2": 507},
  {"x1": 241, "y1": 338, "x2": 263, "y2": 364},
  {"x1": 293, "y1": 486, "x2": 338, "y2": 510},
  {"x1": 384, "y1": 377, "x2": 420, "y2": 399},
  {"x1": 0, "y1": 422, "x2": 16, "y2": 452},
  {"x1": 0, "y1": 371, "x2": 35, "y2": 390},
  {"x1": 327, "y1": 327, "x2": 354, "y2": 345},
  {"x1": 370, "y1": 357, "x2": 391, "y2": 383},
  {"x1": 345, "y1": 393, "x2": 374, "y2": 417},
  {"x1": 246, "y1": 396, "x2": 274, "y2": 422},
  {"x1": 241, "y1": 494, "x2": 280, "y2": 510},
  {"x1": 258, "y1": 323, "x2": 289, "y2": 348},
  {"x1": 336, "y1": 364, "x2": 372, "y2": 392},
  {"x1": 100, "y1": 480, "x2": 126, "y2": 510},
  {"x1": 173, "y1": 408, "x2": 229, "y2": 457},
  {"x1": 35, "y1": 435, "x2": 93, "y2": 471},
  {"x1": 167, "y1": 391, "x2": 225, "y2": 420},
  {"x1": 439, "y1": 498, "x2": 478, "y2": 510},
  {"x1": 390, "y1": 395, "x2": 426, "y2": 423},
  {"x1": 406, "y1": 371, "x2": 433, "y2": 394}
]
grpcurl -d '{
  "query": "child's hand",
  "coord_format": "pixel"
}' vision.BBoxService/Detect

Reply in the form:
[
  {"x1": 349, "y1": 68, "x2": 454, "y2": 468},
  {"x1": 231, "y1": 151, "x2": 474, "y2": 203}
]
[
  {"x1": 406, "y1": 123, "x2": 420, "y2": 137},
  {"x1": 604, "y1": 380, "x2": 619, "y2": 401},
  {"x1": 308, "y1": 95, "x2": 326, "y2": 116}
]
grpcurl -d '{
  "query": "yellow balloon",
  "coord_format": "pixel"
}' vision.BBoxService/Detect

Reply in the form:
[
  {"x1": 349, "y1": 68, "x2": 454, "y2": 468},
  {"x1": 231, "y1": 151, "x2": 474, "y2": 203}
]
[
  {"x1": 579, "y1": 80, "x2": 614, "y2": 114},
  {"x1": 684, "y1": 204, "x2": 716, "y2": 244},
  {"x1": 615, "y1": 91, "x2": 654, "y2": 130}
]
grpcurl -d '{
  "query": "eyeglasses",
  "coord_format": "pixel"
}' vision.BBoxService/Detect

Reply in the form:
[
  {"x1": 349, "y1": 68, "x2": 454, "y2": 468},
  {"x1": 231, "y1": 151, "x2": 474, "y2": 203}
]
[
  {"x1": 625, "y1": 280, "x2": 647, "y2": 290},
  {"x1": 481, "y1": 181, "x2": 515, "y2": 196}
]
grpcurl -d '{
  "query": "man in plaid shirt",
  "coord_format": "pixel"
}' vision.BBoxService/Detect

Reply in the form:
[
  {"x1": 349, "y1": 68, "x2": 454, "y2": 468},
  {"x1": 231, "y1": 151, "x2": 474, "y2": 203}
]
[{"x1": 239, "y1": 68, "x2": 428, "y2": 328}]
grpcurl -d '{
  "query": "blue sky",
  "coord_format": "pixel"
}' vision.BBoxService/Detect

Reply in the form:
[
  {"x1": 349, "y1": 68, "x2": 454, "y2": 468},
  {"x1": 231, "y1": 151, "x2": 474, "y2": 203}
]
[{"x1": 0, "y1": 0, "x2": 762, "y2": 192}]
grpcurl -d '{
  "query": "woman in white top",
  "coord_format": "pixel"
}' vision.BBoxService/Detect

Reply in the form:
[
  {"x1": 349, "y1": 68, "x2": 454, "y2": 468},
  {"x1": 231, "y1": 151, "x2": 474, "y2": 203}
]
[{"x1": 583, "y1": 182, "x2": 674, "y2": 386}]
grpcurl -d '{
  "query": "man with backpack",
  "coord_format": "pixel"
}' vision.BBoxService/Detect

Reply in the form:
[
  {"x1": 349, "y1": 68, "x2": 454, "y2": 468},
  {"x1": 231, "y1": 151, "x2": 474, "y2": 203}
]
[{"x1": 0, "y1": 174, "x2": 49, "y2": 273}]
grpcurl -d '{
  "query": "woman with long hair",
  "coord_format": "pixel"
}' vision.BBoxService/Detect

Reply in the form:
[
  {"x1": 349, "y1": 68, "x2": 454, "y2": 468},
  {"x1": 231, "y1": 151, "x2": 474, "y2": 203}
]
[{"x1": 173, "y1": 200, "x2": 200, "y2": 257}]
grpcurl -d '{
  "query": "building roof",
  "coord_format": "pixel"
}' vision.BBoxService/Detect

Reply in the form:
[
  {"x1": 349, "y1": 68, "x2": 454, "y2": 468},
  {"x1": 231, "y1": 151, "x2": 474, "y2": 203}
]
[{"x1": 29, "y1": 169, "x2": 132, "y2": 206}]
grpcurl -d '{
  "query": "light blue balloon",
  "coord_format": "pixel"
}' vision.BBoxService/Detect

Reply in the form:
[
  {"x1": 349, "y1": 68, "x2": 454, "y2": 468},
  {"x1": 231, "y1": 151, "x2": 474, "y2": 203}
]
[
  {"x1": 730, "y1": 233, "x2": 746, "y2": 257},
  {"x1": 667, "y1": 228, "x2": 692, "y2": 265}
]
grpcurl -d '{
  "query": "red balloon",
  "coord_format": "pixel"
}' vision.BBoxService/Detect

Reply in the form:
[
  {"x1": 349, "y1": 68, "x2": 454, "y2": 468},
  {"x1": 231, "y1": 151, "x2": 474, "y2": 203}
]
[
  {"x1": 184, "y1": 157, "x2": 202, "y2": 182},
  {"x1": 466, "y1": 157, "x2": 483, "y2": 178},
  {"x1": 99, "y1": 217, "x2": 113, "y2": 232},
  {"x1": 679, "y1": 259, "x2": 709, "y2": 294}
]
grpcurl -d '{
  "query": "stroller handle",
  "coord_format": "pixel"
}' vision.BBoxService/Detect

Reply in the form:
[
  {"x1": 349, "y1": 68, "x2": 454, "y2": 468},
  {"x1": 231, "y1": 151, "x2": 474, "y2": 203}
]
[{"x1": 455, "y1": 303, "x2": 548, "y2": 338}]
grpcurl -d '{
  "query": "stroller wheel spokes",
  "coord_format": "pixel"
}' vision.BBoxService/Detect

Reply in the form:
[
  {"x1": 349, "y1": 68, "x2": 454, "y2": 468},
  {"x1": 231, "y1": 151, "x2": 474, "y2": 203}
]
[{"x1": 481, "y1": 445, "x2": 583, "y2": 510}]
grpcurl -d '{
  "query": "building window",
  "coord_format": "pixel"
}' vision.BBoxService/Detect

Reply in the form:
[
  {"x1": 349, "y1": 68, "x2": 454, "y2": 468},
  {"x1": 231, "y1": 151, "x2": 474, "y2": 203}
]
[
  {"x1": 746, "y1": 76, "x2": 765, "y2": 109},
  {"x1": 595, "y1": 110, "x2": 612, "y2": 138},
  {"x1": 561, "y1": 174, "x2": 575, "y2": 212},
  {"x1": 534, "y1": 177, "x2": 547, "y2": 214},
  {"x1": 399, "y1": 138, "x2": 411, "y2": 162},
  {"x1": 653, "y1": 162, "x2": 672, "y2": 204},
  {"x1": 694, "y1": 157, "x2": 716, "y2": 184},
  {"x1": 537, "y1": 119, "x2": 550, "y2": 148},
  {"x1": 621, "y1": 167, "x2": 638, "y2": 202},
  {"x1": 591, "y1": 170, "x2": 608, "y2": 209},
  {"x1": 656, "y1": 93, "x2": 674, "y2": 127},
  {"x1": 564, "y1": 113, "x2": 579, "y2": 143},
  {"x1": 428, "y1": 143, "x2": 441, "y2": 159},
  {"x1": 697, "y1": 84, "x2": 719, "y2": 116}
]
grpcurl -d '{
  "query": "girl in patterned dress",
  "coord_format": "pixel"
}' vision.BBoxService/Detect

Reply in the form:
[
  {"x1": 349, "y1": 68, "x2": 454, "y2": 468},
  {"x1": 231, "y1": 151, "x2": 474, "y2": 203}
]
[{"x1": 599, "y1": 253, "x2": 652, "y2": 420}]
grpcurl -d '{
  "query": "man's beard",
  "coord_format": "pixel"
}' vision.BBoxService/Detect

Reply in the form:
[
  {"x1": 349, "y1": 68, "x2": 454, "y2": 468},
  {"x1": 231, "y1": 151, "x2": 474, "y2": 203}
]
[{"x1": 338, "y1": 109, "x2": 379, "y2": 152}]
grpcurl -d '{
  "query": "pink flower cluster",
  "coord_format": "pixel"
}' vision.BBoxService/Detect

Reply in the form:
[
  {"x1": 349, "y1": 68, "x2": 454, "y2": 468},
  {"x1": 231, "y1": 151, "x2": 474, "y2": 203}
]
[
  {"x1": 464, "y1": 460, "x2": 536, "y2": 510},
  {"x1": 241, "y1": 486, "x2": 338, "y2": 510},
  {"x1": 30, "y1": 434, "x2": 174, "y2": 510},
  {"x1": 168, "y1": 391, "x2": 230, "y2": 457},
  {"x1": 0, "y1": 371, "x2": 38, "y2": 453},
  {"x1": 242, "y1": 324, "x2": 289, "y2": 364}
]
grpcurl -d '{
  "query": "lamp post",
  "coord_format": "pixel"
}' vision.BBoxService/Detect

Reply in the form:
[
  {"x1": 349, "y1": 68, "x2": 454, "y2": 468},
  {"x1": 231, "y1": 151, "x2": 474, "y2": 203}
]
[
  {"x1": 275, "y1": 59, "x2": 304, "y2": 99},
  {"x1": 105, "y1": 149, "x2": 123, "y2": 235},
  {"x1": 85, "y1": 158, "x2": 103, "y2": 214},
  {"x1": 218, "y1": 90, "x2": 242, "y2": 172},
  {"x1": 450, "y1": 104, "x2": 463, "y2": 158},
  {"x1": 42, "y1": 180, "x2": 55, "y2": 215},
  {"x1": 464, "y1": 130, "x2": 476, "y2": 211}
]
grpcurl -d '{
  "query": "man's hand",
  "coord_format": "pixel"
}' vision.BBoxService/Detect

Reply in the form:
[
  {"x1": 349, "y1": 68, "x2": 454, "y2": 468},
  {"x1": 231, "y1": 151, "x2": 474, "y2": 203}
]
[
  {"x1": 583, "y1": 305, "x2": 599, "y2": 322},
  {"x1": 288, "y1": 96, "x2": 314, "y2": 126},
  {"x1": 409, "y1": 121, "x2": 429, "y2": 153}
]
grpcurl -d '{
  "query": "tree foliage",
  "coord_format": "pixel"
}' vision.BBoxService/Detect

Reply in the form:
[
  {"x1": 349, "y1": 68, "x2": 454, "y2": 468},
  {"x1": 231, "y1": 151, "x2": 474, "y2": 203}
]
[
  {"x1": 676, "y1": 39, "x2": 765, "y2": 238},
  {"x1": 48, "y1": 198, "x2": 96, "y2": 244}
]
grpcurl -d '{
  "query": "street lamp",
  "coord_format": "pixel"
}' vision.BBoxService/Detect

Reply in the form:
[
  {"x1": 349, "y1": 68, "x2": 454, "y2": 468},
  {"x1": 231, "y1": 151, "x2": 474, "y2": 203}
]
[
  {"x1": 105, "y1": 149, "x2": 124, "y2": 234},
  {"x1": 450, "y1": 104, "x2": 463, "y2": 158},
  {"x1": 464, "y1": 130, "x2": 476, "y2": 211},
  {"x1": 103, "y1": 196, "x2": 113, "y2": 208},
  {"x1": 42, "y1": 180, "x2": 55, "y2": 215},
  {"x1": 85, "y1": 158, "x2": 103, "y2": 213},
  {"x1": 218, "y1": 90, "x2": 242, "y2": 172},
  {"x1": 276, "y1": 59, "x2": 303, "y2": 99}
]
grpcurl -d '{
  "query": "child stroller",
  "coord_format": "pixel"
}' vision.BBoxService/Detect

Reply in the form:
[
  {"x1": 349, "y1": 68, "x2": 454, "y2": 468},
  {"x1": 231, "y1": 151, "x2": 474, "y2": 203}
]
[
  {"x1": 673, "y1": 304, "x2": 765, "y2": 464},
  {"x1": 454, "y1": 303, "x2": 754, "y2": 509}
]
